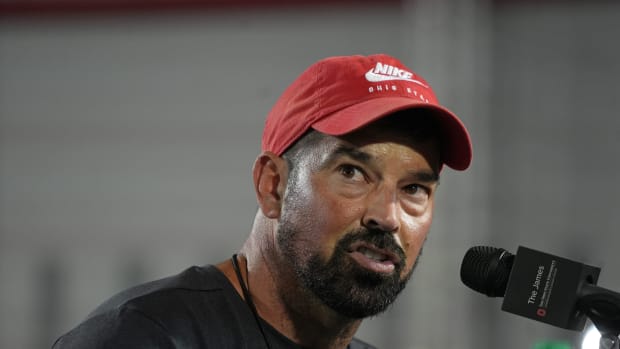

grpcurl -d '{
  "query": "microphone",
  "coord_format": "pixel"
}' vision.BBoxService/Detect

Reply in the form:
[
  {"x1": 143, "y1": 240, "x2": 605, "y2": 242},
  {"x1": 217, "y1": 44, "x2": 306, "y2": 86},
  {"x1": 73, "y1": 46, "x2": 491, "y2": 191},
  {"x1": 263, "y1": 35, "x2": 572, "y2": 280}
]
[{"x1": 460, "y1": 245, "x2": 620, "y2": 331}]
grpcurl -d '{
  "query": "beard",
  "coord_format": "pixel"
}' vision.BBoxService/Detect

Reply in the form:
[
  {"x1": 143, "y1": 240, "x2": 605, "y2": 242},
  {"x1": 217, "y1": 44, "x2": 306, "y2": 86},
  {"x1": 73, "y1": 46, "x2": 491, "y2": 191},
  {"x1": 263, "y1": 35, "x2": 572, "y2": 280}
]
[{"x1": 277, "y1": 223, "x2": 418, "y2": 319}]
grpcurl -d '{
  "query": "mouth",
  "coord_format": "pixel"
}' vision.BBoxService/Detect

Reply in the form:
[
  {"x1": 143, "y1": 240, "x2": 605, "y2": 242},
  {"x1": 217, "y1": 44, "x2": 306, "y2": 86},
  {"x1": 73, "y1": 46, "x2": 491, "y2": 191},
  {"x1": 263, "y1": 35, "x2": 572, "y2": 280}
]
[{"x1": 347, "y1": 242, "x2": 401, "y2": 274}]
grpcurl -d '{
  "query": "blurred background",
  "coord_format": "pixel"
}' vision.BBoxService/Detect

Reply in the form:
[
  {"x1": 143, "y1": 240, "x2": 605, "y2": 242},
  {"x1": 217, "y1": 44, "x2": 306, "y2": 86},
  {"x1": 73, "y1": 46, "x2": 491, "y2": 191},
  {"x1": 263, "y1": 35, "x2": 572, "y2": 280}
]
[{"x1": 1, "y1": 0, "x2": 619, "y2": 348}]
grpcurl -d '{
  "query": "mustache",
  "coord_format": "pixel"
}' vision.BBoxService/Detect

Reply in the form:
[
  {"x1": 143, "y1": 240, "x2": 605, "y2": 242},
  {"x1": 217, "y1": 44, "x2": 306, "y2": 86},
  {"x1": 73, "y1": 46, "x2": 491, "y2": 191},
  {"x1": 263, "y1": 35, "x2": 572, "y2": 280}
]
[{"x1": 336, "y1": 227, "x2": 407, "y2": 263}]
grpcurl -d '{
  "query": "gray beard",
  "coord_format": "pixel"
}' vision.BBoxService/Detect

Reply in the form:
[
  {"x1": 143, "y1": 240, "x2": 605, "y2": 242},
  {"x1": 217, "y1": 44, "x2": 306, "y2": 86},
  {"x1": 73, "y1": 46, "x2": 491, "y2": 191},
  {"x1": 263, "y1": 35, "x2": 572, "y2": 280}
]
[{"x1": 277, "y1": 224, "x2": 417, "y2": 319}]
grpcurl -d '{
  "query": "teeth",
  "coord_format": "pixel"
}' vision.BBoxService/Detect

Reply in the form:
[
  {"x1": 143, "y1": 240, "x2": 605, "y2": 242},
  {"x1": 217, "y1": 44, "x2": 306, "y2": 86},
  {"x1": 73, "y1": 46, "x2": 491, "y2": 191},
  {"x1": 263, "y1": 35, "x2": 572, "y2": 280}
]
[{"x1": 360, "y1": 247, "x2": 387, "y2": 261}]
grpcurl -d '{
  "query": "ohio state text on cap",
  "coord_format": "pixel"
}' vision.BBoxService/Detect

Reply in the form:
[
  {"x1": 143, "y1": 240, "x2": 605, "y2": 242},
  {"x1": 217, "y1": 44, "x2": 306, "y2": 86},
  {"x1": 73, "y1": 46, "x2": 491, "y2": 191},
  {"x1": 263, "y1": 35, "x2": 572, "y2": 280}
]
[{"x1": 261, "y1": 54, "x2": 473, "y2": 171}]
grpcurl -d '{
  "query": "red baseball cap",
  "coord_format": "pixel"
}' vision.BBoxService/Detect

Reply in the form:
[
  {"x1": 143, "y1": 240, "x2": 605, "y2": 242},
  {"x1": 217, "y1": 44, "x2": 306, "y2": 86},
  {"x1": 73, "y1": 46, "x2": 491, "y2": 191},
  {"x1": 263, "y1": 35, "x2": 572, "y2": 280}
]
[{"x1": 261, "y1": 54, "x2": 472, "y2": 171}]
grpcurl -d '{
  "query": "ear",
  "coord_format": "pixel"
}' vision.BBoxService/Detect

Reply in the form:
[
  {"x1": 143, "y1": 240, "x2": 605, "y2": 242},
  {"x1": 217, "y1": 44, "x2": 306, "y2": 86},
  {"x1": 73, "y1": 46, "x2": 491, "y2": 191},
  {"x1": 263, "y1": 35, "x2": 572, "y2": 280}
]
[{"x1": 252, "y1": 151, "x2": 288, "y2": 219}]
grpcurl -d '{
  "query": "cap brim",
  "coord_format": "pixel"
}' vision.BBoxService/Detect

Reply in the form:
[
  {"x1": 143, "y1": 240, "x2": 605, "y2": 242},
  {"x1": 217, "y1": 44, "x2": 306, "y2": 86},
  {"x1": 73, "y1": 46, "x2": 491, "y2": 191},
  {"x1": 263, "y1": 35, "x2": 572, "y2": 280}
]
[{"x1": 311, "y1": 96, "x2": 472, "y2": 171}]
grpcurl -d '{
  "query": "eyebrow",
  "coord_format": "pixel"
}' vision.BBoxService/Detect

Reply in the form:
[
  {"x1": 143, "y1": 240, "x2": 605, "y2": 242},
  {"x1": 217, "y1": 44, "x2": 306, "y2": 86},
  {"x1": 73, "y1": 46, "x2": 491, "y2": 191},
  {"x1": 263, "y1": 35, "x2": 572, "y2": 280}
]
[
  {"x1": 411, "y1": 170, "x2": 440, "y2": 183},
  {"x1": 326, "y1": 145, "x2": 373, "y2": 165},
  {"x1": 322, "y1": 145, "x2": 440, "y2": 183}
]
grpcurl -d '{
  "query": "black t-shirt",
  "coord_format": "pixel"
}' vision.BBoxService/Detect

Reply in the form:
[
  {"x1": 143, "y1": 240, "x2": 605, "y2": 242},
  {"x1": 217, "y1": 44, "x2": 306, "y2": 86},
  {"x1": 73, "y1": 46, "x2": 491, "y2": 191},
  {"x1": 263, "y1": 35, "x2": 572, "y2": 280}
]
[{"x1": 53, "y1": 265, "x2": 378, "y2": 349}]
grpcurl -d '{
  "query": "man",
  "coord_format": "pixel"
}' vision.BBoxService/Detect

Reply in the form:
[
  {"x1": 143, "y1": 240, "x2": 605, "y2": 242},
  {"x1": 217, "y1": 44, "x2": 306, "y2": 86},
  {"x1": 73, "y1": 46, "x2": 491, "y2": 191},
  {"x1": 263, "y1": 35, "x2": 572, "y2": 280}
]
[{"x1": 53, "y1": 54, "x2": 472, "y2": 349}]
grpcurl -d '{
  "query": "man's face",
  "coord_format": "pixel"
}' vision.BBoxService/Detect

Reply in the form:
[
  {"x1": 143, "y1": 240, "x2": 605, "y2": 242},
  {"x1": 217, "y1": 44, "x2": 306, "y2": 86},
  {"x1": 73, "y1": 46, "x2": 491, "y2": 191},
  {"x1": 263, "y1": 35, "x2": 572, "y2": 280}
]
[{"x1": 276, "y1": 118, "x2": 440, "y2": 319}]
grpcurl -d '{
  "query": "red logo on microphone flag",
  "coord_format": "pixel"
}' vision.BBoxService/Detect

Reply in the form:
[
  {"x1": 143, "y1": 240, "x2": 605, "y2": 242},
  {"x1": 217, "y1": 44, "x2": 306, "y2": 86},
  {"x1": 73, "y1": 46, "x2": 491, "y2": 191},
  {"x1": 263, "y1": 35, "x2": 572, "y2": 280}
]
[{"x1": 537, "y1": 308, "x2": 547, "y2": 317}]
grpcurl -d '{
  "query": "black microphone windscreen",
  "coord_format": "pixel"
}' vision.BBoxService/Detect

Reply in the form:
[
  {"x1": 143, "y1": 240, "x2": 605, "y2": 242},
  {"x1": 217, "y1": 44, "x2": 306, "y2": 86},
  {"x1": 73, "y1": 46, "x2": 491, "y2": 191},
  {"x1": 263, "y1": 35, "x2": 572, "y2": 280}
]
[
  {"x1": 461, "y1": 245, "x2": 601, "y2": 331},
  {"x1": 460, "y1": 246, "x2": 514, "y2": 297}
]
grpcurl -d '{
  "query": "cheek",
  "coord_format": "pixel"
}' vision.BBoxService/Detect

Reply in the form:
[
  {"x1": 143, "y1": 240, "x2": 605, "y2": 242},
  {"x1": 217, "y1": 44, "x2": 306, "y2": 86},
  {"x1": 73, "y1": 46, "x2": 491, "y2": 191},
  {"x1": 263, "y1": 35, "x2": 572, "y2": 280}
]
[
  {"x1": 305, "y1": 183, "x2": 365, "y2": 252},
  {"x1": 400, "y1": 208, "x2": 434, "y2": 270},
  {"x1": 282, "y1": 189, "x2": 337, "y2": 251}
]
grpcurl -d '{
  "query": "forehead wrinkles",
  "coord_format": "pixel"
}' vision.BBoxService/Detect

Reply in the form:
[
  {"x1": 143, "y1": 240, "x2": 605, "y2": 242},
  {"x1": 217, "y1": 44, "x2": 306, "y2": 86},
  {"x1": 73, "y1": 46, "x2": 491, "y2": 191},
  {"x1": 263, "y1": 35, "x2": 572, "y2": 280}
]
[
  {"x1": 364, "y1": 142, "x2": 420, "y2": 162},
  {"x1": 287, "y1": 127, "x2": 439, "y2": 174},
  {"x1": 339, "y1": 125, "x2": 441, "y2": 173},
  {"x1": 318, "y1": 136, "x2": 432, "y2": 169}
]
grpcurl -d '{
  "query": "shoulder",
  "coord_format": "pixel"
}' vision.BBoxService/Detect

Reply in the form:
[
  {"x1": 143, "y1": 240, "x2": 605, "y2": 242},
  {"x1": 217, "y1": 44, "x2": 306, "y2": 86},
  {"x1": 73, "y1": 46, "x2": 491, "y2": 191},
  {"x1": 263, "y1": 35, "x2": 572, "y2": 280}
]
[
  {"x1": 88, "y1": 264, "x2": 225, "y2": 317},
  {"x1": 350, "y1": 337, "x2": 380, "y2": 349},
  {"x1": 53, "y1": 306, "x2": 176, "y2": 348},
  {"x1": 53, "y1": 265, "x2": 241, "y2": 348}
]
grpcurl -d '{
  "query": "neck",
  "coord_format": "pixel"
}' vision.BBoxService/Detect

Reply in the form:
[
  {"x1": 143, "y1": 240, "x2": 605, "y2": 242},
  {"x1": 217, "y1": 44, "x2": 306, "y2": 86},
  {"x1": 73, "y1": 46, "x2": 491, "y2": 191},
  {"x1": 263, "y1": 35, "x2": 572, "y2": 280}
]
[{"x1": 217, "y1": 215, "x2": 363, "y2": 349}]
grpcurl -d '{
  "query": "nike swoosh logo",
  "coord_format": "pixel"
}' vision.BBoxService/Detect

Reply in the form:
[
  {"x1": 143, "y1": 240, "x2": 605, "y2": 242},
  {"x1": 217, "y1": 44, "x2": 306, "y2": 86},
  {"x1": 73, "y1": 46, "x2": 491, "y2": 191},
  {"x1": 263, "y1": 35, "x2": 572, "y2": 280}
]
[{"x1": 365, "y1": 69, "x2": 429, "y2": 88}]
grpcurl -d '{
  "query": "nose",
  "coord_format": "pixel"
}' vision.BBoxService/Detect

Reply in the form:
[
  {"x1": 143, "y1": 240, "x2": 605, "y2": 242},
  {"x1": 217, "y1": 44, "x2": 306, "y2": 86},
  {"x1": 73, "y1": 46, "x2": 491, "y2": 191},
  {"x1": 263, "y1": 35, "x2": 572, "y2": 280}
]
[{"x1": 362, "y1": 186, "x2": 400, "y2": 233}]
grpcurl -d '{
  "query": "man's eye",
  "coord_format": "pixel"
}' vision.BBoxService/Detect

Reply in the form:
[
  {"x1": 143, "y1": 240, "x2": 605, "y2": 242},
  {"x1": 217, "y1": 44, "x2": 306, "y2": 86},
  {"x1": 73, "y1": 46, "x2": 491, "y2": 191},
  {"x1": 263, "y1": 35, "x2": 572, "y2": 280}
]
[
  {"x1": 338, "y1": 164, "x2": 363, "y2": 180},
  {"x1": 404, "y1": 184, "x2": 428, "y2": 196}
]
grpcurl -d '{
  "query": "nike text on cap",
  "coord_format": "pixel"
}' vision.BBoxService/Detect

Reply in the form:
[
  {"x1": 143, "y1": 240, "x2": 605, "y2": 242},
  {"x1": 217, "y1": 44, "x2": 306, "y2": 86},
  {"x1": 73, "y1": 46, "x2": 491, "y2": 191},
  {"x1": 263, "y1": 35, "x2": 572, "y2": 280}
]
[{"x1": 261, "y1": 54, "x2": 473, "y2": 171}]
